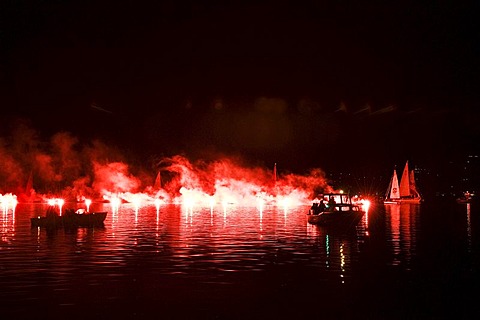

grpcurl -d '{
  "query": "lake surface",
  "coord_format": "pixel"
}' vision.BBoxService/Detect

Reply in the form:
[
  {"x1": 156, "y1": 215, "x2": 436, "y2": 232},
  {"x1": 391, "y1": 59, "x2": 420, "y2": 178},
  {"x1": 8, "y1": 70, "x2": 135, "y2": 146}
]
[{"x1": 1, "y1": 200, "x2": 479, "y2": 319}]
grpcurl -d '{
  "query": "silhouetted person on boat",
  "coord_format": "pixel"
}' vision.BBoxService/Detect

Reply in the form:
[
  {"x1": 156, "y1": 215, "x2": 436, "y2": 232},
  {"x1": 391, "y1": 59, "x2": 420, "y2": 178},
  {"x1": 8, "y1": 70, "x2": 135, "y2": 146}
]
[
  {"x1": 328, "y1": 196, "x2": 336, "y2": 211},
  {"x1": 311, "y1": 202, "x2": 319, "y2": 214},
  {"x1": 64, "y1": 208, "x2": 76, "y2": 217},
  {"x1": 311, "y1": 200, "x2": 327, "y2": 215},
  {"x1": 318, "y1": 200, "x2": 326, "y2": 213}
]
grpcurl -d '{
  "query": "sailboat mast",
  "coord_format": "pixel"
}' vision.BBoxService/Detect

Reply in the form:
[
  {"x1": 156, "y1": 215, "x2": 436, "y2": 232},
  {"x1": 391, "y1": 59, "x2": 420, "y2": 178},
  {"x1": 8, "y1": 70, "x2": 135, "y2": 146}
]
[
  {"x1": 409, "y1": 168, "x2": 420, "y2": 197},
  {"x1": 25, "y1": 170, "x2": 34, "y2": 193},
  {"x1": 385, "y1": 174, "x2": 393, "y2": 200},
  {"x1": 273, "y1": 163, "x2": 277, "y2": 185}
]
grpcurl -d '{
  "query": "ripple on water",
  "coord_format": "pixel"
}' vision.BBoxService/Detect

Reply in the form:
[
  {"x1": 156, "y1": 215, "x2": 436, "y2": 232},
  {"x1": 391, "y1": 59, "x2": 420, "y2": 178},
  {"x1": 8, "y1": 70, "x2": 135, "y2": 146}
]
[{"x1": 2, "y1": 202, "x2": 478, "y2": 319}]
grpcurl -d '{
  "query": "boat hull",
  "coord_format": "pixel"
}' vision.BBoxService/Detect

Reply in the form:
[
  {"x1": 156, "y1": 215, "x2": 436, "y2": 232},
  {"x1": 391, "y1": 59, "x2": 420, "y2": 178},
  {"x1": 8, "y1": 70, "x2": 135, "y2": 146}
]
[
  {"x1": 307, "y1": 210, "x2": 365, "y2": 227},
  {"x1": 384, "y1": 198, "x2": 422, "y2": 204},
  {"x1": 31, "y1": 212, "x2": 107, "y2": 228}
]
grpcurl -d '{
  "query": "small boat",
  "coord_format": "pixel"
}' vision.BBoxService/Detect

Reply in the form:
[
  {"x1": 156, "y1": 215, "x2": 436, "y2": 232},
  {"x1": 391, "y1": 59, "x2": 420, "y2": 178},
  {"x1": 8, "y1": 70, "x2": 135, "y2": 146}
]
[
  {"x1": 307, "y1": 193, "x2": 365, "y2": 226},
  {"x1": 457, "y1": 191, "x2": 474, "y2": 204},
  {"x1": 31, "y1": 207, "x2": 107, "y2": 228},
  {"x1": 384, "y1": 161, "x2": 422, "y2": 204}
]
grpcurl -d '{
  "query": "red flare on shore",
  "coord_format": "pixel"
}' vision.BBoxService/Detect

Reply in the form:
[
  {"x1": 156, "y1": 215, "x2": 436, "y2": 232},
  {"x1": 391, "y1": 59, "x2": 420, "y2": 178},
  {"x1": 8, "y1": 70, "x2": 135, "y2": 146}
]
[{"x1": 0, "y1": 124, "x2": 335, "y2": 208}]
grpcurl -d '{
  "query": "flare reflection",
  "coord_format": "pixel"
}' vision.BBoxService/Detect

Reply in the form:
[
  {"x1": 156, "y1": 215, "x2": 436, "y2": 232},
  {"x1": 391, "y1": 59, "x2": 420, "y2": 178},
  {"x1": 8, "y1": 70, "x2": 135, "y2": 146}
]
[
  {"x1": 466, "y1": 203, "x2": 472, "y2": 251},
  {"x1": 385, "y1": 204, "x2": 419, "y2": 268}
]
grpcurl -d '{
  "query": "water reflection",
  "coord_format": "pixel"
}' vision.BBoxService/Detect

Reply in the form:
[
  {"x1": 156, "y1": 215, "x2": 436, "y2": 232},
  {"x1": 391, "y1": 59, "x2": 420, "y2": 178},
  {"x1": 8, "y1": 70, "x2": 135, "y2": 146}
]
[
  {"x1": 466, "y1": 203, "x2": 472, "y2": 251},
  {"x1": 306, "y1": 216, "x2": 368, "y2": 284},
  {"x1": 385, "y1": 204, "x2": 419, "y2": 268},
  {"x1": 1, "y1": 206, "x2": 15, "y2": 245},
  {"x1": 1, "y1": 201, "x2": 479, "y2": 319},
  {"x1": 0, "y1": 204, "x2": 371, "y2": 280}
]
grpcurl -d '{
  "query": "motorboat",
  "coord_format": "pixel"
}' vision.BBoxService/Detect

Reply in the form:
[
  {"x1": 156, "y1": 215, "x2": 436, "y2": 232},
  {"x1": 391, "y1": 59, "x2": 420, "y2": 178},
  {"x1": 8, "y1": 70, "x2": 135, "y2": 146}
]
[
  {"x1": 307, "y1": 193, "x2": 365, "y2": 226},
  {"x1": 31, "y1": 207, "x2": 107, "y2": 228}
]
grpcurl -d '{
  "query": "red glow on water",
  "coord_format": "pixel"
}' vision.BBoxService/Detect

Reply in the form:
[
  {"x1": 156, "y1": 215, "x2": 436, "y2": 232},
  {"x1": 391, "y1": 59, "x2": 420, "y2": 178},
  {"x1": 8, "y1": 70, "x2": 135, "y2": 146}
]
[
  {"x1": 154, "y1": 198, "x2": 162, "y2": 212},
  {"x1": 85, "y1": 199, "x2": 92, "y2": 212},
  {"x1": 104, "y1": 194, "x2": 121, "y2": 213},
  {"x1": 1, "y1": 193, "x2": 18, "y2": 212},
  {"x1": 362, "y1": 200, "x2": 371, "y2": 211},
  {"x1": 46, "y1": 198, "x2": 65, "y2": 215}
]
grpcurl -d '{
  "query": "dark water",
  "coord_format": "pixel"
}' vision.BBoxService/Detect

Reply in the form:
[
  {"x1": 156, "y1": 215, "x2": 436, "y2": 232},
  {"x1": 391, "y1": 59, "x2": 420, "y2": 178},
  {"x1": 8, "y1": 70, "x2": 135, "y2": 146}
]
[{"x1": 1, "y1": 201, "x2": 480, "y2": 319}]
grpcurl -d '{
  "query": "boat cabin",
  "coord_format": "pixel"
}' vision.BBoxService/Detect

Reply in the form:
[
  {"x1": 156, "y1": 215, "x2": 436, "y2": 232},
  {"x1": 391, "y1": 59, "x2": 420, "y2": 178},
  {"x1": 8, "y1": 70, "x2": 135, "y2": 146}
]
[{"x1": 312, "y1": 193, "x2": 359, "y2": 212}]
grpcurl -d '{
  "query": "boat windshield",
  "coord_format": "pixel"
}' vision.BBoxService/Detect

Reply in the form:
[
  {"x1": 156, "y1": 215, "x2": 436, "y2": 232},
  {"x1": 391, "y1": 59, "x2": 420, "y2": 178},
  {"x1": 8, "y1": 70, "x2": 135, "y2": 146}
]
[{"x1": 322, "y1": 194, "x2": 350, "y2": 204}]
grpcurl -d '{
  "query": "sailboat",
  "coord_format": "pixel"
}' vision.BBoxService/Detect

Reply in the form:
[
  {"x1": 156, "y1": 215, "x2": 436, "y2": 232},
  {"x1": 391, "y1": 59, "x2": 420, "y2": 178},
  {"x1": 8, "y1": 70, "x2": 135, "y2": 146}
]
[
  {"x1": 384, "y1": 161, "x2": 422, "y2": 204},
  {"x1": 153, "y1": 171, "x2": 162, "y2": 190}
]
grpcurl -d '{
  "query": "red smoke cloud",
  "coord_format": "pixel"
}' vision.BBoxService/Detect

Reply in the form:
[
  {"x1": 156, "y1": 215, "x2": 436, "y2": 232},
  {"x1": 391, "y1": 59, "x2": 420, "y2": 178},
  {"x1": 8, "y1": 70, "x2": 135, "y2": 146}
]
[{"x1": 1, "y1": 122, "x2": 333, "y2": 206}]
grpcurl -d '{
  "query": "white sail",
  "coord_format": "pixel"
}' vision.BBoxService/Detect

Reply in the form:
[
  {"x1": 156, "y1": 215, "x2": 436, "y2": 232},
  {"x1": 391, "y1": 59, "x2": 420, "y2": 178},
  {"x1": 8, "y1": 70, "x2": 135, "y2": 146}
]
[
  {"x1": 385, "y1": 161, "x2": 422, "y2": 204},
  {"x1": 389, "y1": 170, "x2": 400, "y2": 199}
]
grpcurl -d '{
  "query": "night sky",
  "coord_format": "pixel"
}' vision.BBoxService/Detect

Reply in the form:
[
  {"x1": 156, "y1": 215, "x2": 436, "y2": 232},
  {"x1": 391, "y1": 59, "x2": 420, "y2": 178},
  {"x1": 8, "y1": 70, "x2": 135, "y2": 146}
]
[{"x1": 1, "y1": 0, "x2": 479, "y2": 174}]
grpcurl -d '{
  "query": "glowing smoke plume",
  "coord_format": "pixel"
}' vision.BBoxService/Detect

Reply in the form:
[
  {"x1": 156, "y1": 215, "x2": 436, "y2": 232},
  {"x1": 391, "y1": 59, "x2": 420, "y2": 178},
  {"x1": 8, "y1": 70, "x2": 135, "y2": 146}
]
[
  {"x1": 157, "y1": 155, "x2": 332, "y2": 206},
  {"x1": 0, "y1": 122, "x2": 334, "y2": 207}
]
